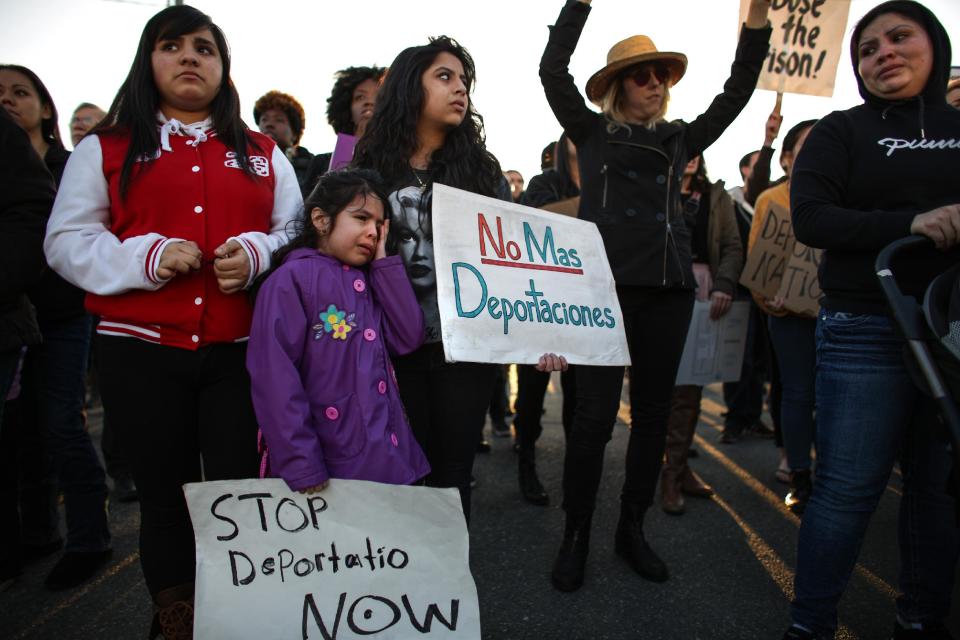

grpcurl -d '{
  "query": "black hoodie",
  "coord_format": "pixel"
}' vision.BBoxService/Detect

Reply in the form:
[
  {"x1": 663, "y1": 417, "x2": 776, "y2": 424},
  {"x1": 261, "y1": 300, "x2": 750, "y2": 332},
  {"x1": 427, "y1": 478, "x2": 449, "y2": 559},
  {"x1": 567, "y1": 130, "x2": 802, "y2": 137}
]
[{"x1": 790, "y1": 0, "x2": 960, "y2": 315}]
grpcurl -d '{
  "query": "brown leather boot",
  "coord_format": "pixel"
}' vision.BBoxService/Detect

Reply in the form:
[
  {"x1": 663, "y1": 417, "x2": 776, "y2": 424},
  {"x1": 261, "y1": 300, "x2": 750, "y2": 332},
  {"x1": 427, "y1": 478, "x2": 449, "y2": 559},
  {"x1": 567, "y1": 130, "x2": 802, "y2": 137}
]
[
  {"x1": 679, "y1": 467, "x2": 714, "y2": 498},
  {"x1": 151, "y1": 583, "x2": 194, "y2": 640},
  {"x1": 660, "y1": 468, "x2": 685, "y2": 515}
]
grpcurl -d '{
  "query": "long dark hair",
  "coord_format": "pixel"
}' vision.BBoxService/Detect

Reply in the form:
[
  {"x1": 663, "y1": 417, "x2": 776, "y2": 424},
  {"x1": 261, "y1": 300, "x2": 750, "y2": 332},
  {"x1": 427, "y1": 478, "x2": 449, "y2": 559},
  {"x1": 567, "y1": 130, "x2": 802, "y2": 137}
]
[
  {"x1": 95, "y1": 4, "x2": 257, "y2": 199},
  {"x1": 250, "y1": 169, "x2": 390, "y2": 301},
  {"x1": 0, "y1": 64, "x2": 64, "y2": 150},
  {"x1": 353, "y1": 36, "x2": 502, "y2": 198}
]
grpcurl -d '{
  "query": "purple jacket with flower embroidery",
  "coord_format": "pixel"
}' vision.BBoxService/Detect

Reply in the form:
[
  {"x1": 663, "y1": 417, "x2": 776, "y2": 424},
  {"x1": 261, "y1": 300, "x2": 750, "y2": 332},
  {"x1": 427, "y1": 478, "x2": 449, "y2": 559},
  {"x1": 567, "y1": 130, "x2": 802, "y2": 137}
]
[{"x1": 247, "y1": 248, "x2": 429, "y2": 490}]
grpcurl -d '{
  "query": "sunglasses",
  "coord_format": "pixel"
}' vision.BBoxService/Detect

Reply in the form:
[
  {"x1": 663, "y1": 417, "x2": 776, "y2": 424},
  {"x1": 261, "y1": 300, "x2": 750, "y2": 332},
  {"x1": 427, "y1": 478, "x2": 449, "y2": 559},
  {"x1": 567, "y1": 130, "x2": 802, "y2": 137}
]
[{"x1": 627, "y1": 63, "x2": 671, "y2": 87}]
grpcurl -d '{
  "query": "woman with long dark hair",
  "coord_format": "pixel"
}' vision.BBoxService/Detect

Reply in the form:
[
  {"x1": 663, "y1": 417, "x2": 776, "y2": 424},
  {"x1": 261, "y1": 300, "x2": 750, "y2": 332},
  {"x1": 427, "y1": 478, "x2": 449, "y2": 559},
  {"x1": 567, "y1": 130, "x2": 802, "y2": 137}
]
[
  {"x1": 43, "y1": 5, "x2": 300, "y2": 636},
  {"x1": 785, "y1": 2, "x2": 959, "y2": 637},
  {"x1": 540, "y1": 0, "x2": 771, "y2": 591},
  {"x1": 0, "y1": 65, "x2": 111, "y2": 590},
  {"x1": 354, "y1": 36, "x2": 548, "y2": 522}
]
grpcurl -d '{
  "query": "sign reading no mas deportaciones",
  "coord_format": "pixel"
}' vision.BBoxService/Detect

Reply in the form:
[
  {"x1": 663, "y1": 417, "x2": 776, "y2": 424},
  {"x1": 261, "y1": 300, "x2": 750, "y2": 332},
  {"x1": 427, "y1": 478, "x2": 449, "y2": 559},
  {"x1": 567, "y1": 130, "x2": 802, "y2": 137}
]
[
  {"x1": 432, "y1": 184, "x2": 631, "y2": 366},
  {"x1": 185, "y1": 479, "x2": 480, "y2": 639}
]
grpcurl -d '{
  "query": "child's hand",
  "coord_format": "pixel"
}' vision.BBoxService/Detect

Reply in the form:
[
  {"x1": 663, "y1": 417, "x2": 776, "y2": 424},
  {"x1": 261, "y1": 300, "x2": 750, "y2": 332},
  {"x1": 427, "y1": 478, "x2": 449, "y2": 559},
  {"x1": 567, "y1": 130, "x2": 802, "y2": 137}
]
[
  {"x1": 299, "y1": 480, "x2": 329, "y2": 494},
  {"x1": 536, "y1": 353, "x2": 568, "y2": 372},
  {"x1": 375, "y1": 219, "x2": 390, "y2": 260},
  {"x1": 213, "y1": 239, "x2": 251, "y2": 294},
  {"x1": 157, "y1": 241, "x2": 202, "y2": 280}
]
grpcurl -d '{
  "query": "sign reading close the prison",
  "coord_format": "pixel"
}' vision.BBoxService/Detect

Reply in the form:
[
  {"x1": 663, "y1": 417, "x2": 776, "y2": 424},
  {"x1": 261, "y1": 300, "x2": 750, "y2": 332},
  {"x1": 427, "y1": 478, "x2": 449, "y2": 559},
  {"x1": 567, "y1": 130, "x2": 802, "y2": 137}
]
[
  {"x1": 185, "y1": 479, "x2": 480, "y2": 639},
  {"x1": 739, "y1": 0, "x2": 852, "y2": 97},
  {"x1": 432, "y1": 184, "x2": 630, "y2": 366}
]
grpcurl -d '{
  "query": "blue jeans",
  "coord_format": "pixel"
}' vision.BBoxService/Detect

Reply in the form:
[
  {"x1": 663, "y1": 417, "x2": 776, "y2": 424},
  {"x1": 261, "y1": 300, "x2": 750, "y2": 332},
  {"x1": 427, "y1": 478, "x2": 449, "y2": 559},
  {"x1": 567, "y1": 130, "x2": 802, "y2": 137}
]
[
  {"x1": 791, "y1": 311, "x2": 958, "y2": 637},
  {"x1": 26, "y1": 315, "x2": 110, "y2": 553},
  {"x1": 767, "y1": 315, "x2": 816, "y2": 471}
]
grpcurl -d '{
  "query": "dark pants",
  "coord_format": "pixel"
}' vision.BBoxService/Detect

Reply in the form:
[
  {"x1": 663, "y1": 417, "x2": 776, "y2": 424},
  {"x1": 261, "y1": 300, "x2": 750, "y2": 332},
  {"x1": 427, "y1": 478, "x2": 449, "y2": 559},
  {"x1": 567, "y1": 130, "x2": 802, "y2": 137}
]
[
  {"x1": 513, "y1": 365, "x2": 576, "y2": 452},
  {"x1": 562, "y1": 287, "x2": 695, "y2": 517},
  {"x1": 24, "y1": 315, "x2": 109, "y2": 553},
  {"x1": 768, "y1": 314, "x2": 816, "y2": 470},
  {"x1": 487, "y1": 365, "x2": 509, "y2": 425},
  {"x1": 393, "y1": 343, "x2": 497, "y2": 523},
  {"x1": 723, "y1": 297, "x2": 767, "y2": 428},
  {"x1": 97, "y1": 336, "x2": 258, "y2": 597}
]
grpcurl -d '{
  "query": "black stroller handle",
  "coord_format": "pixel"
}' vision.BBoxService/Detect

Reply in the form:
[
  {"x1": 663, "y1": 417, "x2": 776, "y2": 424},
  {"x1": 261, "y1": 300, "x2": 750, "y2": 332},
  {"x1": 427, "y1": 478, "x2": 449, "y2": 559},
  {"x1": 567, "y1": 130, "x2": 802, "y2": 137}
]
[{"x1": 875, "y1": 235, "x2": 936, "y2": 341}]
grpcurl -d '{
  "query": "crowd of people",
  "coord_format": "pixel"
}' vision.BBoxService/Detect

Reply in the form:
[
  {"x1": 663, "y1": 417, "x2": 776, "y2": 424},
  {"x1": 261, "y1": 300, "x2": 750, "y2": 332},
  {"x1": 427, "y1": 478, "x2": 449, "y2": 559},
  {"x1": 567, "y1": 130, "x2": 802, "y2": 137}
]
[{"x1": 2, "y1": 0, "x2": 959, "y2": 638}]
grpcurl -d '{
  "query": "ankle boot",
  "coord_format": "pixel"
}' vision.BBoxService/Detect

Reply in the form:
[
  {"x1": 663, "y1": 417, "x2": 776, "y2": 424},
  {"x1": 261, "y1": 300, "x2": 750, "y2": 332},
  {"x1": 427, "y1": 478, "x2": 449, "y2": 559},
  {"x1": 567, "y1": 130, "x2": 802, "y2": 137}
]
[
  {"x1": 679, "y1": 468, "x2": 714, "y2": 498},
  {"x1": 149, "y1": 583, "x2": 194, "y2": 640},
  {"x1": 660, "y1": 468, "x2": 685, "y2": 515},
  {"x1": 785, "y1": 469, "x2": 812, "y2": 515},
  {"x1": 615, "y1": 503, "x2": 669, "y2": 582},
  {"x1": 518, "y1": 449, "x2": 549, "y2": 506},
  {"x1": 551, "y1": 513, "x2": 592, "y2": 592}
]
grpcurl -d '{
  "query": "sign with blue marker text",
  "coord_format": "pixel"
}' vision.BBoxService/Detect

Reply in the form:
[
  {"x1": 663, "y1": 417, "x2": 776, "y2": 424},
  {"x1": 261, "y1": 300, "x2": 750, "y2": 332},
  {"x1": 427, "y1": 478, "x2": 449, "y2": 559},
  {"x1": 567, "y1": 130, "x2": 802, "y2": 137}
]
[
  {"x1": 432, "y1": 184, "x2": 630, "y2": 366},
  {"x1": 185, "y1": 479, "x2": 480, "y2": 639}
]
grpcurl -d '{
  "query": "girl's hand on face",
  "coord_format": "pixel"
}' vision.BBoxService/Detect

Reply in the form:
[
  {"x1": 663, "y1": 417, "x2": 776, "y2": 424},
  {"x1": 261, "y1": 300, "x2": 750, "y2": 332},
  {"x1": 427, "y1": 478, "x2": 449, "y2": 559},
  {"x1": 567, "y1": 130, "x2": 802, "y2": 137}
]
[
  {"x1": 213, "y1": 239, "x2": 251, "y2": 294},
  {"x1": 536, "y1": 353, "x2": 569, "y2": 372},
  {"x1": 911, "y1": 205, "x2": 960, "y2": 250},
  {"x1": 299, "y1": 480, "x2": 329, "y2": 494},
  {"x1": 374, "y1": 219, "x2": 390, "y2": 261},
  {"x1": 157, "y1": 241, "x2": 202, "y2": 280}
]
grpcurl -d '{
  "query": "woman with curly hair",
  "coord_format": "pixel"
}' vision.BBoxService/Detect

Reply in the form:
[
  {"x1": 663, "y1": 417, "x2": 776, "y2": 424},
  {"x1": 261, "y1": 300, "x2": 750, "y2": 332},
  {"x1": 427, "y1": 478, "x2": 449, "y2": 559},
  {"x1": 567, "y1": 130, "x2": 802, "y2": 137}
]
[
  {"x1": 303, "y1": 65, "x2": 385, "y2": 193},
  {"x1": 253, "y1": 89, "x2": 313, "y2": 190}
]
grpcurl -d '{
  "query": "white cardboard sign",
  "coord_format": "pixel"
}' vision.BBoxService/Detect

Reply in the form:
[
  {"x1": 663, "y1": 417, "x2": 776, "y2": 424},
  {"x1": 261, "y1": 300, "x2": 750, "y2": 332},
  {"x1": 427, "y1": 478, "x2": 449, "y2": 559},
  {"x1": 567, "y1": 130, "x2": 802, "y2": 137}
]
[
  {"x1": 185, "y1": 478, "x2": 480, "y2": 639},
  {"x1": 432, "y1": 183, "x2": 630, "y2": 366},
  {"x1": 675, "y1": 300, "x2": 750, "y2": 386}
]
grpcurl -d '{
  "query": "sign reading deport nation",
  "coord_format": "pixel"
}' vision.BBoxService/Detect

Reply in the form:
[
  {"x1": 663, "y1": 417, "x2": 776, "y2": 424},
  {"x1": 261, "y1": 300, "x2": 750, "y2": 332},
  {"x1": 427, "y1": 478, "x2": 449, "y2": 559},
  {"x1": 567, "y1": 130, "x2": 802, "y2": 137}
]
[{"x1": 432, "y1": 184, "x2": 630, "y2": 366}]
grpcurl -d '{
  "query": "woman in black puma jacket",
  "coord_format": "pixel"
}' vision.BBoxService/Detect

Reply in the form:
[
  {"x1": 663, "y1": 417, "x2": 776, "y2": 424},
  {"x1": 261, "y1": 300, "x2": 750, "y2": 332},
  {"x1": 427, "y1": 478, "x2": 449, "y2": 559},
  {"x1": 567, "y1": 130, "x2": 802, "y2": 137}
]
[{"x1": 539, "y1": 0, "x2": 771, "y2": 592}]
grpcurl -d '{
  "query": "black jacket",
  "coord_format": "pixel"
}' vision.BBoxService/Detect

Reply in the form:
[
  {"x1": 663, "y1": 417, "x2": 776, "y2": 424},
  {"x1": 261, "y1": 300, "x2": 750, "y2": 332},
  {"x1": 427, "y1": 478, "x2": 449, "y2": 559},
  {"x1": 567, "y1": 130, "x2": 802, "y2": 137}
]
[
  {"x1": 540, "y1": 0, "x2": 770, "y2": 288},
  {"x1": 0, "y1": 110, "x2": 55, "y2": 351},
  {"x1": 790, "y1": 1, "x2": 959, "y2": 315},
  {"x1": 26, "y1": 144, "x2": 88, "y2": 327}
]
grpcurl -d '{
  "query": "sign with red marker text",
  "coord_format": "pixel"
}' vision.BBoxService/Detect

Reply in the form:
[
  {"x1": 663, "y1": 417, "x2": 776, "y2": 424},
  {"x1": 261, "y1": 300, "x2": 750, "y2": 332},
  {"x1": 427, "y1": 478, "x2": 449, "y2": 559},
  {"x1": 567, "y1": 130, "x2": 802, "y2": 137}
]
[
  {"x1": 186, "y1": 479, "x2": 480, "y2": 639},
  {"x1": 432, "y1": 184, "x2": 630, "y2": 366},
  {"x1": 739, "y1": 0, "x2": 851, "y2": 97}
]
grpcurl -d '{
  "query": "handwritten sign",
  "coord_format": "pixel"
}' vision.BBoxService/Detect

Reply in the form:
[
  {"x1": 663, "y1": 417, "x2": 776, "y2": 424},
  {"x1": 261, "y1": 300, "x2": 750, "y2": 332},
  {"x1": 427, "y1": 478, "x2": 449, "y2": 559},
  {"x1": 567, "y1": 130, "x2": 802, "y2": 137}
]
[
  {"x1": 432, "y1": 184, "x2": 630, "y2": 366},
  {"x1": 739, "y1": 0, "x2": 851, "y2": 97},
  {"x1": 675, "y1": 300, "x2": 750, "y2": 386},
  {"x1": 740, "y1": 203, "x2": 821, "y2": 318},
  {"x1": 185, "y1": 479, "x2": 480, "y2": 639}
]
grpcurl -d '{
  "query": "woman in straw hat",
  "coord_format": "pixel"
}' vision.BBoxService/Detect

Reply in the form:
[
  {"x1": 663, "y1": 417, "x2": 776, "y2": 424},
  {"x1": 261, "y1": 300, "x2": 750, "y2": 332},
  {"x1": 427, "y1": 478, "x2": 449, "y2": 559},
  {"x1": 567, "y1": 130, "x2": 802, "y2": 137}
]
[{"x1": 540, "y1": 0, "x2": 772, "y2": 592}]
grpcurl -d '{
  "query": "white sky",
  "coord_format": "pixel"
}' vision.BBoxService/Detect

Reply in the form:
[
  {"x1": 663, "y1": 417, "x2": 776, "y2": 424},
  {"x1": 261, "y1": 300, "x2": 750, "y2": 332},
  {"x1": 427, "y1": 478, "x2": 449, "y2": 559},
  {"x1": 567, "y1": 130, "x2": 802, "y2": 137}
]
[{"x1": 3, "y1": 0, "x2": 959, "y2": 188}]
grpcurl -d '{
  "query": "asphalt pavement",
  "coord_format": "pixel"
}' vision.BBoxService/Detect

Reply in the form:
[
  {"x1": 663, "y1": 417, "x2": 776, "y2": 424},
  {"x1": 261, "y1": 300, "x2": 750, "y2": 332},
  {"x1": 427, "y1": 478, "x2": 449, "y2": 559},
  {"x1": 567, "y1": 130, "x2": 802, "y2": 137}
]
[{"x1": 2, "y1": 375, "x2": 959, "y2": 639}]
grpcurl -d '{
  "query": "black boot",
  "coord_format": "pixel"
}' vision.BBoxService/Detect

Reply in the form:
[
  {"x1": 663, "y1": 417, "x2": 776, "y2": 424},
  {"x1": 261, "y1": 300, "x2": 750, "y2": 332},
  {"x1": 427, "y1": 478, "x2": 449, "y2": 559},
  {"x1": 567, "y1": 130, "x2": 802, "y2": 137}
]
[
  {"x1": 614, "y1": 503, "x2": 669, "y2": 582},
  {"x1": 785, "y1": 469, "x2": 813, "y2": 515},
  {"x1": 518, "y1": 449, "x2": 548, "y2": 506},
  {"x1": 551, "y1": 513, "x2": 591, "y2": 592}
]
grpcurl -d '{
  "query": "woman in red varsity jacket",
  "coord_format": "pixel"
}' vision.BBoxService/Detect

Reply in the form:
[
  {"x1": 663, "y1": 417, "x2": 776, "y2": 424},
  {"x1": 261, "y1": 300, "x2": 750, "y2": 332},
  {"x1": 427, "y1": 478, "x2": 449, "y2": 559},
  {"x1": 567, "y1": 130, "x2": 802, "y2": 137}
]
[{"x1": 43, "y1": 6, "x2": 301, "y2": 637}]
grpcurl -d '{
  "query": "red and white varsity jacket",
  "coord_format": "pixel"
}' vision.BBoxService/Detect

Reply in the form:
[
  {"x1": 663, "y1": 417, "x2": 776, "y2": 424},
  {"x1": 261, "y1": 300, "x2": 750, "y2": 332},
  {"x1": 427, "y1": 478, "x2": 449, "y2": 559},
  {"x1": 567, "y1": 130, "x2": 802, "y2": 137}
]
[{"x1": 44, "y1": 116, "x2": 302, "y2": 350}]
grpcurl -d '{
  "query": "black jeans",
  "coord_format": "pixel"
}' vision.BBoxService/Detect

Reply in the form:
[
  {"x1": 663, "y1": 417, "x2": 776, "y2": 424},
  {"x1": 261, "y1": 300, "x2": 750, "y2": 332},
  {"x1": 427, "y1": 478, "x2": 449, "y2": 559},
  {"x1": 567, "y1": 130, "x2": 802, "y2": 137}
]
[
  {"x1": 393, "y1": 343, "x2": 497, "y2": 522},
  {"x1": 562, "y1": 286, "x2": 694, "y2": 517},
  {"x1": 513, "y1": 365, "x2": 576, "y2": 451},
  {"x1": 98, "y1": 336, "x2": 258, "y2": 597}
]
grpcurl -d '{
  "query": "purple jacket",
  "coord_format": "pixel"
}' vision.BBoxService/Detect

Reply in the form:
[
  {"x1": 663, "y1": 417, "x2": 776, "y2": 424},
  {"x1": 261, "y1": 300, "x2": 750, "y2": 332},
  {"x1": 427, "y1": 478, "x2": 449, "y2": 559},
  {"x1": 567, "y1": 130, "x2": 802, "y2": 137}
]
[{"x1": 247, "y1": 249, "x2": 429, "y2": 490}]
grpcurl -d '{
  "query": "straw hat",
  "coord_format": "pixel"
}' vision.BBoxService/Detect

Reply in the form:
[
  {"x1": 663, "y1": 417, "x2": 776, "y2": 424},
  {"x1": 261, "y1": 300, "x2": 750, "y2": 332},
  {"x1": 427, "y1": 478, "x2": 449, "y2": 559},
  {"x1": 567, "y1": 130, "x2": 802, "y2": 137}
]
[{"x1": 585, "y1": 35, "x2": 687, "y2": 105}]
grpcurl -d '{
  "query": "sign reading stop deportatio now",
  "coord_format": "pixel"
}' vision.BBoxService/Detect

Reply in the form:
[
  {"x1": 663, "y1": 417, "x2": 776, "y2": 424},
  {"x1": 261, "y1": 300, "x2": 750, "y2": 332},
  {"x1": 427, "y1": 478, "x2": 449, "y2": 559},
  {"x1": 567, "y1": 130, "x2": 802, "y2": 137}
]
[
  {"x1": 432, "y1": 184, "x2": 630, "y2": 366},
  {"x1": 185, "y1": 479, "x2": 480, "y2": 639}
]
